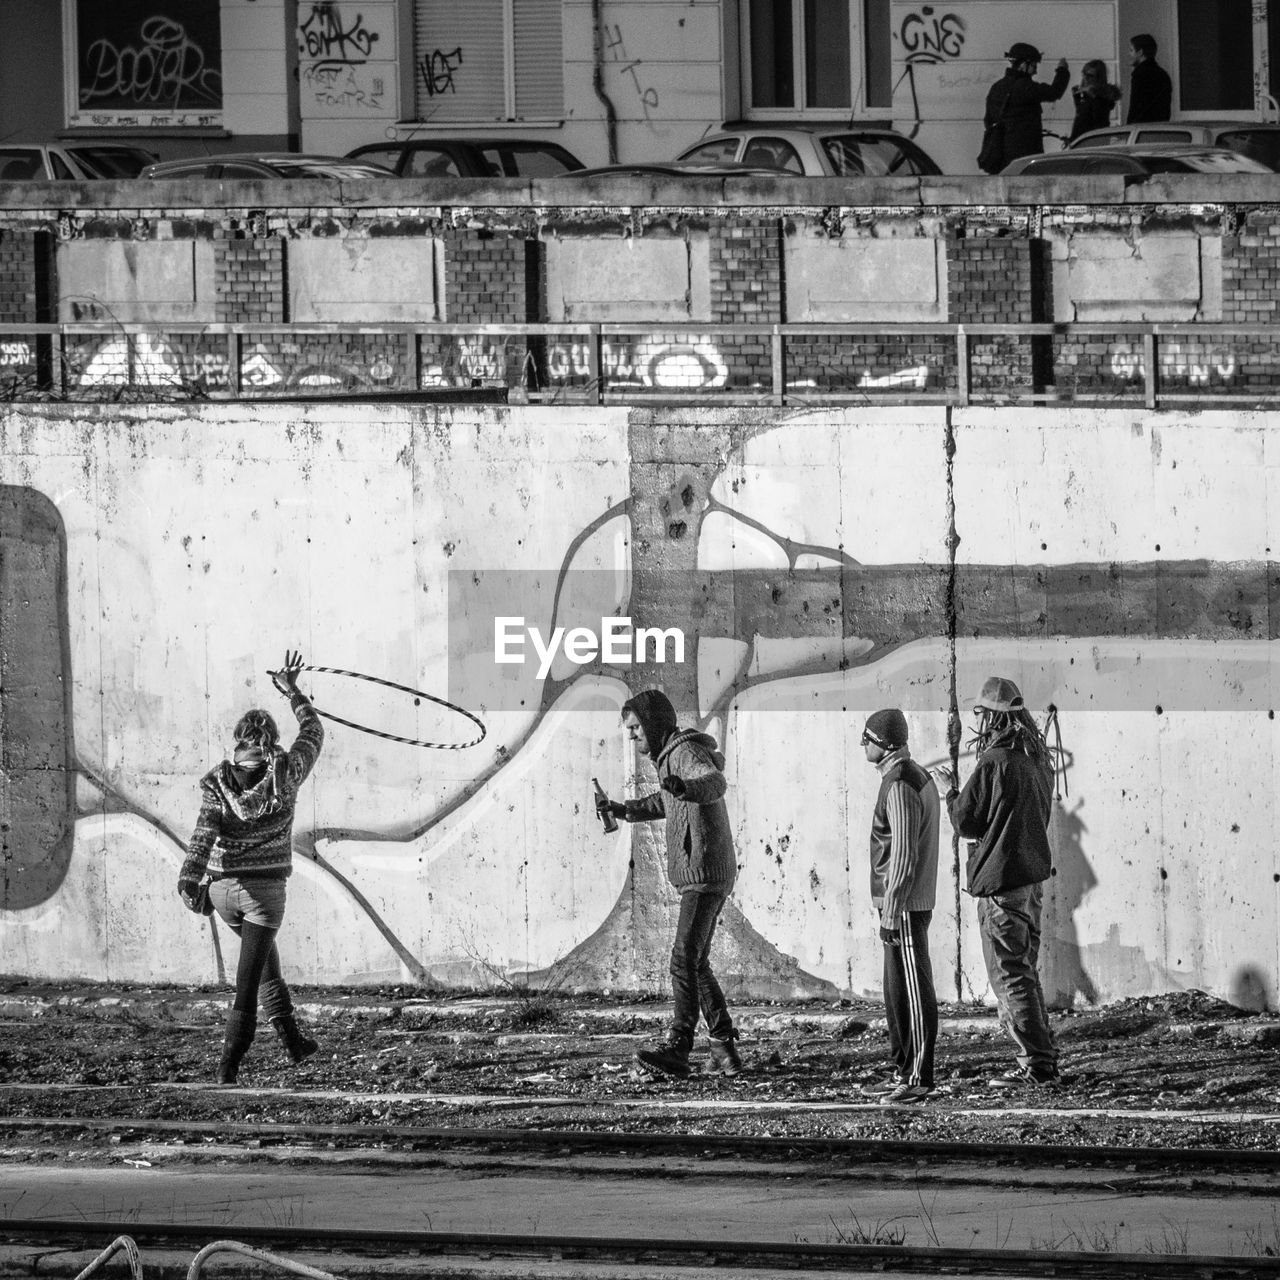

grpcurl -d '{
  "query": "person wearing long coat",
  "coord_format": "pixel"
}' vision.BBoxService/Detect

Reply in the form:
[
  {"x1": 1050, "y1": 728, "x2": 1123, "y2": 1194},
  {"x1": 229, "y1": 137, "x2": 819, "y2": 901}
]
[{"x1": 985, "y1": 43, "x2": 1070, "y2": 168}]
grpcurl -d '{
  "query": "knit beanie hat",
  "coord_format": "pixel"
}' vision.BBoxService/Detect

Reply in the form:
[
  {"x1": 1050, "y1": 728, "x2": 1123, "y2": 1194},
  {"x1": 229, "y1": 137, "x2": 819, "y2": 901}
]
[
  {"x1": 864, "y1": 708, "x2": 908, "y2": 749},
  {"x1": 621, "y1": 688, "x2": 678, "y2": 755}
]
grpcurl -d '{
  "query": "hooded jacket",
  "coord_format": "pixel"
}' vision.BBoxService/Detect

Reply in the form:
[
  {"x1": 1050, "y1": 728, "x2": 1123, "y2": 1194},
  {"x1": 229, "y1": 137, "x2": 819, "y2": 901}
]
[
  {"x1": 621, "y1": 696, "x2": 736, "y2": 893},
  {"x1": 180, "y1": 691, "x2": 324, "y2": 884},
  {"x1": 948, "y1": 727, "x2": 1053, "y2": 896}
]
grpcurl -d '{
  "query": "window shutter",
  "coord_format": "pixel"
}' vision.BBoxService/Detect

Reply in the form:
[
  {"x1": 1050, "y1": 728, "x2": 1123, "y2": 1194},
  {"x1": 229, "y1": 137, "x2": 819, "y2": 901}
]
[
  {"x1": 414, "y1": 0, "x2": 506, "y2": 120},
  {"x1": 512, "y1": 0, "x2": 564, "y2": 118}
]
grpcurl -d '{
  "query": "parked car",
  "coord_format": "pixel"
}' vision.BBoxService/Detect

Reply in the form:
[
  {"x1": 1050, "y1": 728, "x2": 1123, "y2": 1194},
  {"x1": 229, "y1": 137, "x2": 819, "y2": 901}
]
[
  {"x1": 572, "y1": 162, "x2": 783, "y2": 179},
  {"x1": 0, "y1": 143, "x2": 158, "y2": 181},
  {"x1": 1069, "y1": 120, "x2": 1280, "y2": 170},
  {"x1": 346, "y1": 138, "x2": 584, "y2": 178},
  {"x1": 140, "y1": 153, "x2": 396, "y2": 180},
  {"x1": 1001, "y1": 145, "x2": 1274, "y2": 176},
  {"x1": 674, "y1": 124, "x2": 942, "y2": 177}
]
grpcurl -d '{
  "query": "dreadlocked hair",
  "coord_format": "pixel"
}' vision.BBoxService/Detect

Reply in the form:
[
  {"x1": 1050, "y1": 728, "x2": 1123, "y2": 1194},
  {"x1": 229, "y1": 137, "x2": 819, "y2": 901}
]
[
  {"x1": 969, "y1": 707, "x2": 1053, "y2": 772},
  {"x1": 233, "y1": 708, "x2": 280, "y2": 752}
]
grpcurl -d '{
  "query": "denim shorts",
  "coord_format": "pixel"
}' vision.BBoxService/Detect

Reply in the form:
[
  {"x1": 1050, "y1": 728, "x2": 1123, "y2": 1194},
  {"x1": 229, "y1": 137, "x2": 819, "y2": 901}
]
[{"x1": 208, "y1": 877, "x2": 287, "y2": 931}]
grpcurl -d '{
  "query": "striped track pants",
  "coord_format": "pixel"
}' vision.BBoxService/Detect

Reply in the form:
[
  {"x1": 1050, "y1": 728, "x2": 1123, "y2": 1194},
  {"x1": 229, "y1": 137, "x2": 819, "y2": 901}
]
[{"x1": 883, "y1": 909, "x2": 938, "y2": 1088}]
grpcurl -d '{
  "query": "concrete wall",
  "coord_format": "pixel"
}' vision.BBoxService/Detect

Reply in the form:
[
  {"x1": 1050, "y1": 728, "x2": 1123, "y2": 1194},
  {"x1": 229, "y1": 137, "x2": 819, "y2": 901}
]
[{"x1": 2, "y1": 402, "x2": 1277, "y2": 1011}]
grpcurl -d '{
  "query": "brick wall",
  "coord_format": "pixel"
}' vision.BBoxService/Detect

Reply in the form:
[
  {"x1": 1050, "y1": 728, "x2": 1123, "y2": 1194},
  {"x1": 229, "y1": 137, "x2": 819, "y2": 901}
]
[
  {"x1": 215, "y1": 238, "x2": 286, "y2": 324},
  {"x1": 4, "y1": 193, "x2": 1280, "y2": 403},
  {"x1": 946, "y1": 232, "x2": 1048, "y2": 391},
  {"x1": 710, "y1": 219, "x2": 782, "y2": 390}
]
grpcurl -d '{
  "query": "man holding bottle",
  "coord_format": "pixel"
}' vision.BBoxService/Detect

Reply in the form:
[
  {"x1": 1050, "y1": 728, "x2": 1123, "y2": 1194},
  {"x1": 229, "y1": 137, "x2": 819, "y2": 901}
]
[{"x1": 595, "y1": 688, "x2": 741, "y2": 1079}]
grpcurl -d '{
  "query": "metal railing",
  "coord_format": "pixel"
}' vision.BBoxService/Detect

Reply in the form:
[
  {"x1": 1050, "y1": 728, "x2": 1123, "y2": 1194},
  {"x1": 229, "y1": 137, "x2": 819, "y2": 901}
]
[
  {"x1": 72, "y1": 1236, "x2": 143, "y2": 1280},
  {"x1": 186, "y1": 1241, "x2": 343, "y2": 1279},
  {"x1": 0, "y1": 320, "x2": 1276, "y2": 408}
]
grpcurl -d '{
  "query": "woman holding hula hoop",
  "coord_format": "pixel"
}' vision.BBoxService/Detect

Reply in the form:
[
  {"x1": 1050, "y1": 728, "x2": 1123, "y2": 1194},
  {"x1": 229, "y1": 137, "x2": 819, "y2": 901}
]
[{"x1": 178, "y1": 650, "x2": 325, "y2": 1084}]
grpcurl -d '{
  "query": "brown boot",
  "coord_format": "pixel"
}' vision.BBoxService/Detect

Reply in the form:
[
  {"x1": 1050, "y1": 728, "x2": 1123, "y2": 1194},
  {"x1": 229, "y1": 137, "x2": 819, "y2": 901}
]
[
  {"x1": 216, "y1": 1010, "x2": 256, "y2": 1084},
  {"x1": 271, "y1": 1014, "x2": 318, "y2": 1065}
]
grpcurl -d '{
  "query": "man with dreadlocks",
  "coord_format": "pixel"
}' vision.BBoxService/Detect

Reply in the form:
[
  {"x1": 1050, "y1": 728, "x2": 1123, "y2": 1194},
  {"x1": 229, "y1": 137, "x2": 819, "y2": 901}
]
[{"x1": 943, "y1": 676, "x2": 1059, "y2": 1088}]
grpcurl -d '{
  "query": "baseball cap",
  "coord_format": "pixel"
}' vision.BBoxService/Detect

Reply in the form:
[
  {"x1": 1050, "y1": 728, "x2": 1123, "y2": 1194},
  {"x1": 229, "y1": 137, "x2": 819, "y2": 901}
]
[{"x1": 972, "y1": 676, "x2": 1024, "y2": 714}]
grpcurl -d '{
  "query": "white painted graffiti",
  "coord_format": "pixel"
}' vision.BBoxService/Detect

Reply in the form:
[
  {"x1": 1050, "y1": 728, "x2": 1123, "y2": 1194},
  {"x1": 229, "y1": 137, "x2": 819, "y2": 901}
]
[
  {"x1": 1110, "y1": 342, "x2": 1238, "y2": 385},
  {"x1": 549, "y1": 337, "x2": 728, "y2": 389},
  {"x1": 0, "y1": 341, "x2": 33, "y2": 366}
]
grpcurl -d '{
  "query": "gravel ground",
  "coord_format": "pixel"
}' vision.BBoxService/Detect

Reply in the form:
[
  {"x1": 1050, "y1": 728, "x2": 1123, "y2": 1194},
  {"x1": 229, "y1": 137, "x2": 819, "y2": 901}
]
[{"x1": 2, "y1": 983, "x2": 1279, "y2": 1152}]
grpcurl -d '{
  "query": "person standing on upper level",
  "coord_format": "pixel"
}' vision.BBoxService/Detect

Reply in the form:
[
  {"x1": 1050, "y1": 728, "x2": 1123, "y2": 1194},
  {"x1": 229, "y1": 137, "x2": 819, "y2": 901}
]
[
  {"x1": 1126, "y1": 34, "x2": 1173, "y2": 124},
  {"x1": 981, "y1": 43, "x2": 1070, "y2": 171}
]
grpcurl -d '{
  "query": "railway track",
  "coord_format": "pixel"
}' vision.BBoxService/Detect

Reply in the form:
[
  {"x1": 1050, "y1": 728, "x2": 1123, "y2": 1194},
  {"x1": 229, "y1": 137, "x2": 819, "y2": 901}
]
[
  {"x1": 1, "y1": 1220, "x2": 1278, "y2": 1280},
  {"x1": 3, "y1": 1114, "x2": 1280, "y2": 1175}
]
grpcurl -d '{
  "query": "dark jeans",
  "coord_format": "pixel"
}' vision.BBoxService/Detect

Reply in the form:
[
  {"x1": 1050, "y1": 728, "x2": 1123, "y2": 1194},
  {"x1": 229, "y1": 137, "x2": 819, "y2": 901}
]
[
  {"x1": 669, "y1": 889, "x2": 734, "y2": 1048},
  {"x1": 977, "y1": 882, "x2": 1058, "y2": 1074},
  {"x1": 883, "y1": 909, "x2": 938, "y2": 1087}
]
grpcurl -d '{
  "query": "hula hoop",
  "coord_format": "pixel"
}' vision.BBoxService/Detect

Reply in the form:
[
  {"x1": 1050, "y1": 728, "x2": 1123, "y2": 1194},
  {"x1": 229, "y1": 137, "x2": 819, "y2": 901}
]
[{"x1": 297, "y1": 664, "x2": 486, "y2": 750}]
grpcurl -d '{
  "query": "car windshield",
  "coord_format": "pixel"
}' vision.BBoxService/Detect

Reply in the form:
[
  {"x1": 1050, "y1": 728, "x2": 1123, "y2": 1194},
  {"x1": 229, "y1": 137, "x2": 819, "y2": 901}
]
[
  {"x1": 68, "y1": 147, "x2": 153, "y2": 178},
  {"x1": 822, "y1": 135, "x2": 929, "y2": 176},
  {"x1": 678, "y1": 138, "x2": 741, "y2": 166},
  {"x1": 1216, "y1": 130, "x2": 1280, "y2": 170},
  {"x1": 268, "y1": 158, "x2": 391, "y2": 178}
]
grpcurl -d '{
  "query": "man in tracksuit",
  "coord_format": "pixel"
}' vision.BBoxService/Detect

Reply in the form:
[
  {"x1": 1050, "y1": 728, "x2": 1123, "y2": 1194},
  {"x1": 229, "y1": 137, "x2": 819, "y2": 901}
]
[
  {"x1": 596, "y1": 688, "x2": 741, "y2": 1080},
  {"x1": 944, "y1": 676, "x2": 1059, "y2": 1088},
  {"x1": 861, "y1": 709, "x2": 940, "y2": 1105}
]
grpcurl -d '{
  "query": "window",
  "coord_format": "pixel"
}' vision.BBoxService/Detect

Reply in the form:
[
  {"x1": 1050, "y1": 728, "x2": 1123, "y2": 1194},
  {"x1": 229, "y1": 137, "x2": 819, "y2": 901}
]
[
  {"x1": 742, "y1": 136, "x2": 804, "y2": 172},
  {"x1": 1071, "y1": 130, "x2": 1129, "y2": 148},
  {"x1": 1178, "y1": 0, "x2": 1252, "y2": 111},
  {"x1": 414, "y1": 0, "x2": 563, "y2": 121},
  {"x1": 823, "y1": 134, "x2": 935, "y2": 176},
  {"x1": 679, "y1": 138, "x2": 743, "y2": 166},
  {"x1": 744, "y1": 0, "x2": 882, "y2": 115},
  {"x1": 1134, "y1": 129, "x2": 1193, "y2": 143},
  {"x1": 405, "y1": 147, "x2": 464, "y2": 177},
  {"x1": 65, "y1": 0, "x2": 223, "y2": 130}
]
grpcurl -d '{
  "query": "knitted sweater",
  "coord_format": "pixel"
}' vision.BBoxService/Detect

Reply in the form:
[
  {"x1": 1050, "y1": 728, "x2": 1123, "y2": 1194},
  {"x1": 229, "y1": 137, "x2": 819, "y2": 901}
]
[{"x1": 180, "y1": 692, "x2": 323, "y2": 884}]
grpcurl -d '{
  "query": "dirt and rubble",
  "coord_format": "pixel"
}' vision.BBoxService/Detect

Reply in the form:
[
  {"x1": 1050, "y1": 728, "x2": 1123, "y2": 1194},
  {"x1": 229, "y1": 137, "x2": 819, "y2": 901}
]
[{"x1": 2, "y1": 982, "x2": 1278, "y2": 1154}]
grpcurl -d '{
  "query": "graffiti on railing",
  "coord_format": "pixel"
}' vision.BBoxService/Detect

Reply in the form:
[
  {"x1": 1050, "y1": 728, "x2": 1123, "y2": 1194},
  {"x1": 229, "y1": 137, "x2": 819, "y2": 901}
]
[
  {"x1": 0, "y1": 341, "x2": 33, "y2": 366},
  {"x1": 1109, "y1": 342, "x2": 1239, "y2": 385}
]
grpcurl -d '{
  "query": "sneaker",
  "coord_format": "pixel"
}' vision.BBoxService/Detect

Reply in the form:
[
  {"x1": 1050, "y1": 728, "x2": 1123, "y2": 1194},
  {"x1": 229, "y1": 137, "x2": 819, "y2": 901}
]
[
  {"x1": 861, "y1": 1074, "x2": 907, "y2": 1097},
  {"x1": 885, "y1": 1083, "x2": 934, "y2": 1105},
  {"x1": 707, "y1": 1036, "x2": 743, "y2": 1077},
  {"x1": 988, "y1": 1065, "x2": 1060, "y2": 1089},
  {"x1": 635, "y1": 1041, "x2": 692, "y2": 1079}
]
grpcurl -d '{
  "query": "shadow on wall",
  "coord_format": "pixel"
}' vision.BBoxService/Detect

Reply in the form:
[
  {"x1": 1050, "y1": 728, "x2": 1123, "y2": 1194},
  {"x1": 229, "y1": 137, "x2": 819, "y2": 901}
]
[
  {"x1": 1042, "y1": 797, "x2": 1099, "y2": 1010},
  {"x1": 1228, "y1": 964, "x2": 1275, "y2": 1013}
]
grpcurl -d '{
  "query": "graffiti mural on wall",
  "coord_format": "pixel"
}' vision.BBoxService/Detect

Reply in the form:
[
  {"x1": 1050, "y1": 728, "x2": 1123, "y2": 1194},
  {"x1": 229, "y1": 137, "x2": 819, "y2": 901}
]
[{"x1": 2, "y1": 408, "x2": 1278, "y2": 1005}]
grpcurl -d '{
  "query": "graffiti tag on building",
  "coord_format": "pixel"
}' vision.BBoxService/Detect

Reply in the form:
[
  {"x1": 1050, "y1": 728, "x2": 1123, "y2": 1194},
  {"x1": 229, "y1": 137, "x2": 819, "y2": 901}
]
[
  {"x1": 420, "y1": 47, "x2": 463, "y2": 97},
  {"x1": 80, "y1": 17, "x2": 222, "y2": 107},
  {"x1": 898, "y1": 6, "x2": 965, "y2": 65},
  {"x1": 299, "y1": 4, "x2": 380, "y2": 63},
  {"x1": 603, "y1": 24, "x2": 660, "y2": 126}
]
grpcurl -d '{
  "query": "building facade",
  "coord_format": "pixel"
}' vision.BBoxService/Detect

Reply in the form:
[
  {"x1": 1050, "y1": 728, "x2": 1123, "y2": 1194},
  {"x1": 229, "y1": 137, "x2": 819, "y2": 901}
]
[{"x1": 2, "y1": 1, "x2": 1277, "y2": 174}]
